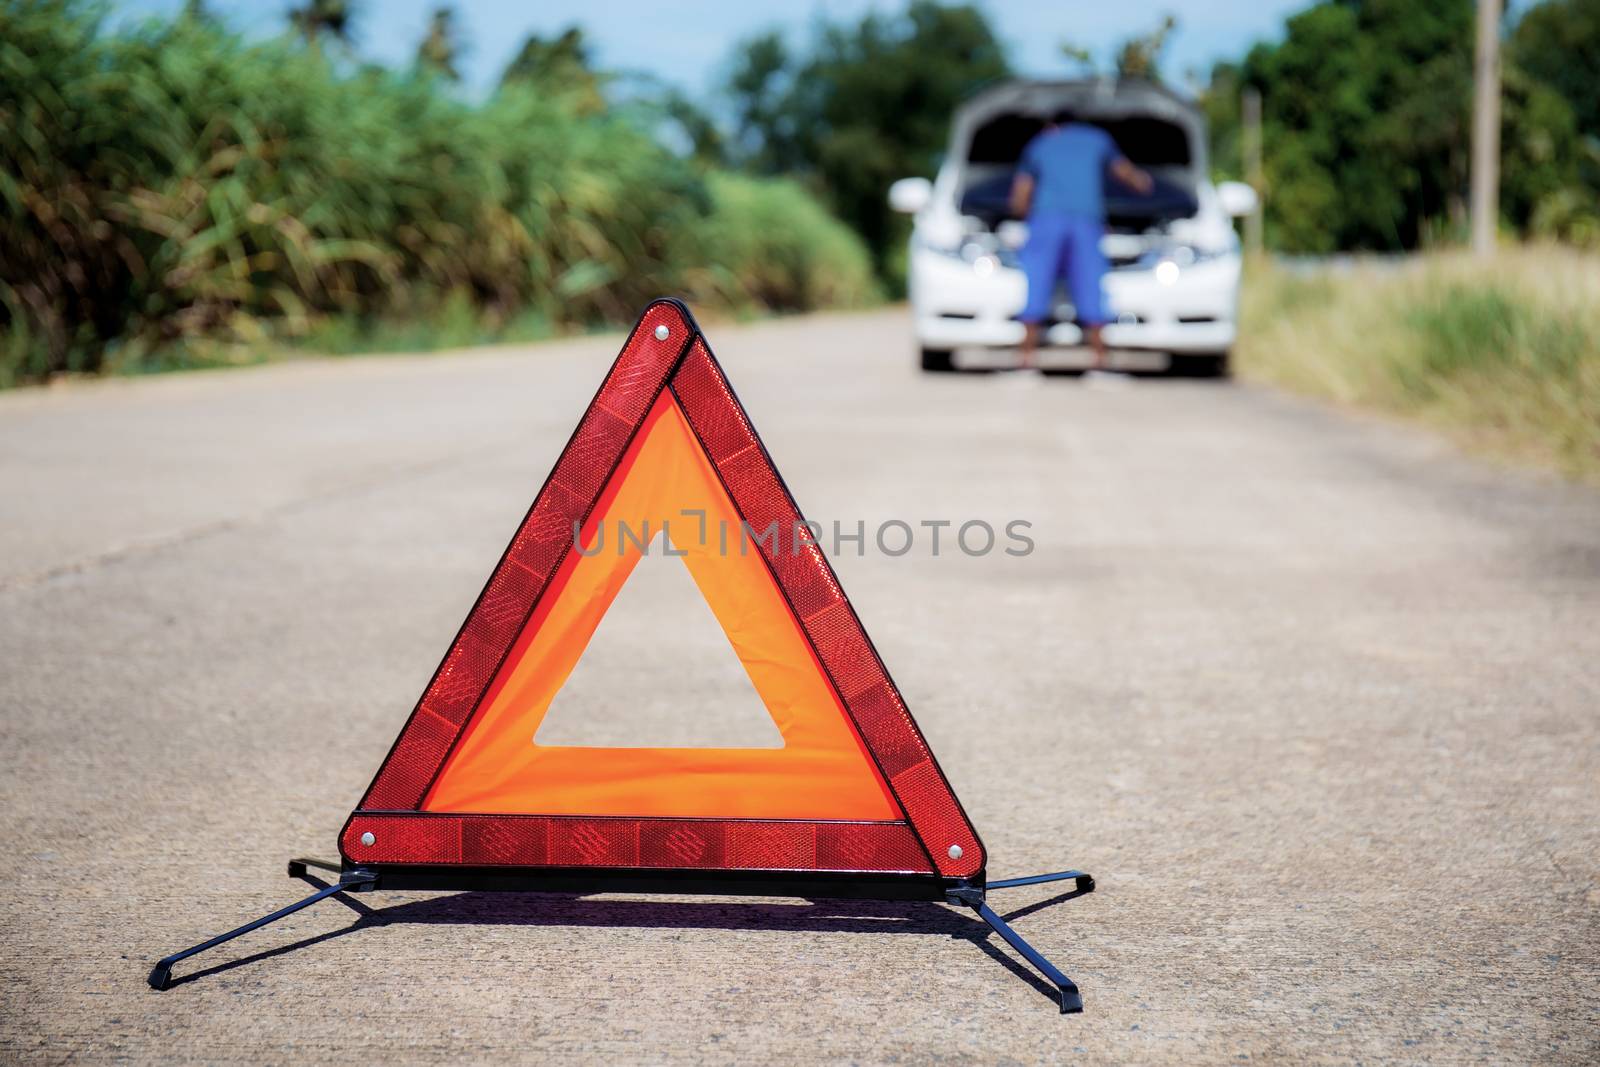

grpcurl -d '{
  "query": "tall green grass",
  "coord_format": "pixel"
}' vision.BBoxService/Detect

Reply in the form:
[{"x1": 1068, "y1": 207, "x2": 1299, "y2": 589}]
[
  {"x1": 0, "y1": 1, "x2": 879, "y2": 386},
  {"x1": 1238, "y1": 248, "x2": 1600, "y2": 482}
]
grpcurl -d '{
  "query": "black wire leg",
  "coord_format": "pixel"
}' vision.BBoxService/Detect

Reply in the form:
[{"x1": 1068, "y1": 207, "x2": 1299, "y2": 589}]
[
  {"x1": 286, "y1": 857, "x2": 344, "y2": 879},
  {"x1": 987, "y1": 869, "x2": 1095, "y2": 893},
  {"x1": 148, "y1": 869, "x2": 376, "y2": 990},
  {"x1": 948, "y1": 869, "x2": 1095, "y2": 1014}
]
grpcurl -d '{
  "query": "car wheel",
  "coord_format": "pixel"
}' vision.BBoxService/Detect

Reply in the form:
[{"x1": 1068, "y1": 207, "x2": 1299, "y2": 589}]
[{"x1": 920, "y1": 347, "x2": 956, "y2": 373}]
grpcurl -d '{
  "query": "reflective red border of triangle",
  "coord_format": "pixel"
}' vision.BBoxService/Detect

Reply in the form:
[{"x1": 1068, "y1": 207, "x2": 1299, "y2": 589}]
[{"x1": 340, "y1": 300, "x2": 985, "y2": 880}]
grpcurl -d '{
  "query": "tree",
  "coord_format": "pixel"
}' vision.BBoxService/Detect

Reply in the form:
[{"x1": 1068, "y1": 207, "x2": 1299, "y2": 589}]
[
  {"x1": 1114, "y1": 14, "x2": 1176, "y2": 81},
  {"x1": 1500, "y1": 62, "x2": 1599, "y2": 244},
  {"x1": 1511, "y1": 0, "x2": 1600, "y2": 138},
  {"x1": 1203, "y1": 0, "x2": 1600, "y2": 252},
  {"x1": 499, "y1": 26, "x2": 604, "y2": 112},
  {"x1": 1200, "y1": 0, "x2": 1477, "y2": 251},
  {"x1": 1059, "y1": 14, "x2": 1178, "y2": 82},
  {"x1": 659, "y1": 89, "x2": 727, "y2": 167},
  {"x1": 288, "y1": 0, "x2": 353, "y2": 49},
  {"x1": 416, "y1": 6, "x2": 460, "y2": 80},
  {"x1": 723, "y1": 1, "x2": 1010, "y2": 277},
  {"x1": 725, "y1": 32, "x2": 795, "y2": 171},
  {"x1": 1509, "y1": 0, "x2": 1600, "y2": 244},
  {"x1": 608, "y1": 73, "x2": 729, "y2": 167},
  {"x1": 1058, "y1": 41, "x2": 1094, "y2": 75}
]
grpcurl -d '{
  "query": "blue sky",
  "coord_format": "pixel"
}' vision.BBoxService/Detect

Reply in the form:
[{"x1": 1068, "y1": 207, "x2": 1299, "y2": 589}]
[{"x1": 114, "y1": 0, "x2": 1315, "y2": 98}]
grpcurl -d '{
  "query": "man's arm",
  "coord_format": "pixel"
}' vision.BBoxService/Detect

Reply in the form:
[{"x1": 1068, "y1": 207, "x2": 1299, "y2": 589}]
[
  {"x1": 1112, "y1": 155, "x2": 1154, "y2": 195},
  {"x1": 1009, "y1": 172, "x2": 1035, "y2": 219}
]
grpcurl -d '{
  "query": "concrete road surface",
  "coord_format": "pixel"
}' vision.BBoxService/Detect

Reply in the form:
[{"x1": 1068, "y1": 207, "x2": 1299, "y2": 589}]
[{"x1": 2, "y1": 309, "x2": 1597, "y2": 1064}]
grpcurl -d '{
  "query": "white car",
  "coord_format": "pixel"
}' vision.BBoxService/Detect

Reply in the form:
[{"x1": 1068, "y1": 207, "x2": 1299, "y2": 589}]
[{"x1": 889, "y1": 79, "x2": 1256, "y2": 375}]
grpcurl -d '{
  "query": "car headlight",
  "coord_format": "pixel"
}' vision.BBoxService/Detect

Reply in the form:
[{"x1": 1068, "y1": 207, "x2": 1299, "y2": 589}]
[
  {"x1": 1136, "y1": 243, "x2": 1231, "y2": 286},
  {"x1": 917, "y1": 236, "x2": 1014, "y2": 274}
]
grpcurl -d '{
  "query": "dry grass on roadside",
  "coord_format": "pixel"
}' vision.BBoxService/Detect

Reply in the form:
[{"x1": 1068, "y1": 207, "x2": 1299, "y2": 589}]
[{"x1": 1237, "y1": 246, "x2": 1600, "y2": 484}]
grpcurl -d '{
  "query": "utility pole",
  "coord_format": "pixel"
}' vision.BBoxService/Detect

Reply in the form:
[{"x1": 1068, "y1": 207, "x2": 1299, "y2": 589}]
[
  {"x1": 1242, "y1": 87, "x2": 1264, "y2": 257},
  {"x1": 1470, "y1": 0, "x2": 1501, "y2": 256}
]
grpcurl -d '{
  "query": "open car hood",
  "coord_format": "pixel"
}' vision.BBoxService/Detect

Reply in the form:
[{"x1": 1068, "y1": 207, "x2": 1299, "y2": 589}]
[{"x1": 950, "y1": 78, "x2": 1205, "y2": 226}]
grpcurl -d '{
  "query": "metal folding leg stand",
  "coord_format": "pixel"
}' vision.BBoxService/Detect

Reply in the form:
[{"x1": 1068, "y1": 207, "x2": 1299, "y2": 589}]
[
  {"x1": 947, "y1": 869, "x2": 1096, "y2": 1014},
  {"x1": 151, "y1": 860, "x2": 1096, "y2": 1012},
  {"x1": 147, "y1": 859, "x2": 376, "y2": 991}
]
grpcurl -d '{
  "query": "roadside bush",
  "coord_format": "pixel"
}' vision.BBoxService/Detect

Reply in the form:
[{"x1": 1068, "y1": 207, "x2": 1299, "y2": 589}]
[
  {"x1": 685, "y1": 173, "x2": 882, "y2": 313},
  {"x1": 0, "y1": 1, "x2": 877, "y2": 385}
]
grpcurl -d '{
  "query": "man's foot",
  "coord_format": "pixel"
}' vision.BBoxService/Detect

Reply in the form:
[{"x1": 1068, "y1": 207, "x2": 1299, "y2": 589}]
[
  {"x1": 997, "y1": 365, "x2": 1045, "y2": 386},
  {"x1": 1082, "y1": 367, "x2": 1133, "y2": 388}
]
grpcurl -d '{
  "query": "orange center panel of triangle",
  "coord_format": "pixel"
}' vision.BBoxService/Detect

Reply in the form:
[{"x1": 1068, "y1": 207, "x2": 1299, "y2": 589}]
[{"x1": 342, "y1": 299, "x2": 985, "y2": 887}]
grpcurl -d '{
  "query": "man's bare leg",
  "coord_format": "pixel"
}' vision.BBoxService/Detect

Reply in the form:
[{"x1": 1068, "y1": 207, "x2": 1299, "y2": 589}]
[
  {"x1": 1019, "y1": 322, "x2": 1042, "y2": 370},
  {"x1": 1085, "y1": 324, "x2": 1108, "y2": 370}
]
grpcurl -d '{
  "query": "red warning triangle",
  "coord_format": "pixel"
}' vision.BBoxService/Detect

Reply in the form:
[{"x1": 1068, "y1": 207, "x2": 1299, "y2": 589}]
[{"x1": 342, "y1": 300, "x2": 984, "y2": 883}]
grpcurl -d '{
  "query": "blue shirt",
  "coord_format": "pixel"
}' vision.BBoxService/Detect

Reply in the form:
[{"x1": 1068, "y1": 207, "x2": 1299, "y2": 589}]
[{"x1": 1018, "y1": 124, "x2": 1119, "y2": 220}]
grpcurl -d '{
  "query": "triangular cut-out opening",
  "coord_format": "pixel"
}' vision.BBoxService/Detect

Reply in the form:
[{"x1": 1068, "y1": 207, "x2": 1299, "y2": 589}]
[{"x1": 535, "y1": 533, "x2": 784, "y2": 749}]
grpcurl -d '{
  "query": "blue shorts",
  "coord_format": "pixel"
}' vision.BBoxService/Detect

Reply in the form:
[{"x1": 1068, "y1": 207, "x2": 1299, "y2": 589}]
[{"x1": 1018, "y1": 213, "x2": 1109, "y2": 325}]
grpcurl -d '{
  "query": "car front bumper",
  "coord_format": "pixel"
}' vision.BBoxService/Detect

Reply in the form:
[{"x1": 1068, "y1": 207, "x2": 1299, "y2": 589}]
[{"x1": 909, "y1": 248, "x2": 1240, "y2": 355}]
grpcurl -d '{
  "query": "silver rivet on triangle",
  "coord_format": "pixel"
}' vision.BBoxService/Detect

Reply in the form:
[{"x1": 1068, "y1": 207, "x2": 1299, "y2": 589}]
[
  {"x1": 654, "y1": 324, "x2": 670, "y2": 341},
  {"x1": 948, "y1": 844, "x2": 963, "y2": 860},
  {"x1": 360, "y1": 831, "x2": 375, "y2": 847}
]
